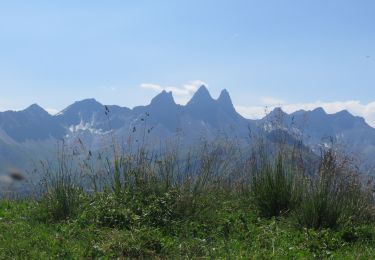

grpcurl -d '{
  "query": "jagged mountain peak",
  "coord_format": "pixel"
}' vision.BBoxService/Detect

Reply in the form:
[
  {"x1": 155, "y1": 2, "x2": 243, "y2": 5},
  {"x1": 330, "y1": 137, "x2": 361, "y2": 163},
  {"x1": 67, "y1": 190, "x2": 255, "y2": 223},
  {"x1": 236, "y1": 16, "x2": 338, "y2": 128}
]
[
  {"x1": 217, "y1": 88, "x2": 237, "y2": 114},
  {"x1": 150, "y1": 90, "x2": 176, "y2": 106},
  {"x1": 312, "y1": 107, "x2": 326, "y2": 115},
  {"x1": 25, "y1": 103, "x2": 46, "y2": 112},
  {"x1": 334, "y1": 109, "x2": 352, "y2": 117},
  {"x1": 273, "y1": 107, "x2": 284, "y2": 112},
  {"x1": 187, "y1": 85, "x2": 214, "y2": 106},
  {"x1": 55, "y1": 98, "x2": 106, "y2": 128},
  {"x1": 217, "y1": 89, "x2": 231, "y2": 103},
  {"x1": 196, "y1": 84, "x2": 210, "y2": 95},
  {"x1": 267, "y1": 107, "x2": 287, "y2": 117},
  {"x1": 60, "y1": 98, "x2": 104, "y2": 114},
  {"x1": 72, "y1": 98, "x2": 102, "y2": 107},
  {"x1": 23, "y1": 104, "x2": 49, "y2": 117},
  {"x1": 291, "y1": 109, "x2": 305, "y2": 116},
  {"x1": 331, "y1": 109, "x2": 364, "y2": 128}
]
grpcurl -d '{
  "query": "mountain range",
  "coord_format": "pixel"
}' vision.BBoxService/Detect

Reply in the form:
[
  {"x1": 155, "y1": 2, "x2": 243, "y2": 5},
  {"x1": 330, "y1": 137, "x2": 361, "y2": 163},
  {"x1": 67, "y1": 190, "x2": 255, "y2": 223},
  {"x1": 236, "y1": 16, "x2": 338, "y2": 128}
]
[{"x1": 1, "y1": 85, "x2": 375, "y2": 176}]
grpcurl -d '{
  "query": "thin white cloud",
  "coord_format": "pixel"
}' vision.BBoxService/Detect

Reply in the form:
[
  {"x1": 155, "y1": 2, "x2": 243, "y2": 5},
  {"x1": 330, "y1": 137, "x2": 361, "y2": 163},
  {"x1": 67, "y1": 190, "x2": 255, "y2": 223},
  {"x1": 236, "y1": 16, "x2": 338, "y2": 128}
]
[
  {"x1": 236, "y1": 99, "x2": 375, "y2": 127},
  {"x1": 236, "y1": 106, "x2": 270, "y2": 119},
  {"x1": 140, "y1": 83, "x2": 164, "y2": 92},
  {"x1": 0, "y1": 98, "x2": 15, "y2": 112},
  {"x1": 46, "y1": 108, "x2": 59, "y2": 115},
  {"x1": 260, "y1": 97, "x2": 286, "y2": 106},
  {"x1": 140, "y1": 80, "x2": 207, "y2": 104}
]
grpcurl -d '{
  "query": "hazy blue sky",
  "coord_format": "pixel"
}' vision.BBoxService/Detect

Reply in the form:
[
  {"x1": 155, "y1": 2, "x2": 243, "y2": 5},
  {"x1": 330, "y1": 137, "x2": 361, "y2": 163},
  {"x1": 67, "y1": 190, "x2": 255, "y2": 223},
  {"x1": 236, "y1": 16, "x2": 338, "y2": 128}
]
[{"x1": 0, "y1": 1, "x2": 374, "y2": 124}]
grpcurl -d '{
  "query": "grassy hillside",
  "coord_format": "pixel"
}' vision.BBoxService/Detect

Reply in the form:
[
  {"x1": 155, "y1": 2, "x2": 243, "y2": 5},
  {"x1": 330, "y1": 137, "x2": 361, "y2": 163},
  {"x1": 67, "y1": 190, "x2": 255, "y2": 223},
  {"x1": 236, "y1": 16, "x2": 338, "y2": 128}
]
[
  {"x1": 1, "y1": 198, "x2": 375, "y2": 258},
  {"x1": 1, "y1": 142, "x2": 374, "y2": 259}
]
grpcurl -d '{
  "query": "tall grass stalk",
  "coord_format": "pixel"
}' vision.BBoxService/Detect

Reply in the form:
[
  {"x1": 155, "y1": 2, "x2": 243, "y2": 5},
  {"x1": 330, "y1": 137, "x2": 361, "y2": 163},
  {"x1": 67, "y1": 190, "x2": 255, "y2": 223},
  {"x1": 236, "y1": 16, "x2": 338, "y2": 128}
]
[
  {"x1": 295, "y1": 149, "x2": 374, "y2": 229},
  {"x1": 37, "y1": 142, "x2": 83, "y2": 222},
  {"x1": 250, "y1": 152, "x2": 303, "y2": 218}
]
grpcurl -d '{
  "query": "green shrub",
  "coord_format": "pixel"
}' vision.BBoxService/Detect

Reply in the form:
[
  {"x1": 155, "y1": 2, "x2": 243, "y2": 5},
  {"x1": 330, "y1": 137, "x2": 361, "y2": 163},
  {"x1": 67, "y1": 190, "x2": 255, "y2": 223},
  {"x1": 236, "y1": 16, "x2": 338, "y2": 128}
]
[
  {"x1": 340, "y1": 225, "x2": 375, "y2": 244},
  {"x1": 77, "y1": 188, "x2": 180, "y2": 230},
  {"x1": 78, "y1": 192, "x2": 137, "y2": 229}
]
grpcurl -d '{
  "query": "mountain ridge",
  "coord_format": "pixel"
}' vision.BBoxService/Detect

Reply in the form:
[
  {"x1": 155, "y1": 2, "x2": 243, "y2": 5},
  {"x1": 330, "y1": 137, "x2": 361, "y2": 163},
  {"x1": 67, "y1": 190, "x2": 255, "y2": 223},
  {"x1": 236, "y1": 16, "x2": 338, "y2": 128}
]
[{"x1": 1, "y1": 87, "x2": 375, "y2": 173}]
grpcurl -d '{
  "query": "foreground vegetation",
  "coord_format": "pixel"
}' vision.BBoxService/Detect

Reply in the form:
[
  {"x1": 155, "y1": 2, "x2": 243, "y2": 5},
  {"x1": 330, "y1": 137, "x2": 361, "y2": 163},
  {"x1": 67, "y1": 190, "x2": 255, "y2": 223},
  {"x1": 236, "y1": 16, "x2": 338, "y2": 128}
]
[
  {"x1": 1, "y1": 138, "x2": 375, "y2": 259},
  {"x1": 1, "y1": 198, "x2": 375, "y2": 259}
]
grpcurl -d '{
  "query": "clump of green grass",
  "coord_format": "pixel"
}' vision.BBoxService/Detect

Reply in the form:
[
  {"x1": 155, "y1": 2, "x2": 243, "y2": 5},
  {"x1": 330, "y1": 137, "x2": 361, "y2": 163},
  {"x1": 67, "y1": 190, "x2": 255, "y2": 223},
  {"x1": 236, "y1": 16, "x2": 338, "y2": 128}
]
[
  {"x1": 36, "y1": 144, "x2": 84, "y2": 222},
  {"x1": 250, "y1": 152, "x2": 303, "y2": 218},
  {"x1": 38, "y1": 174, "x2": 82, "y2": 222},
  {"x1": 295, "y1": 149, "x2": 374, "y2": 229}
]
